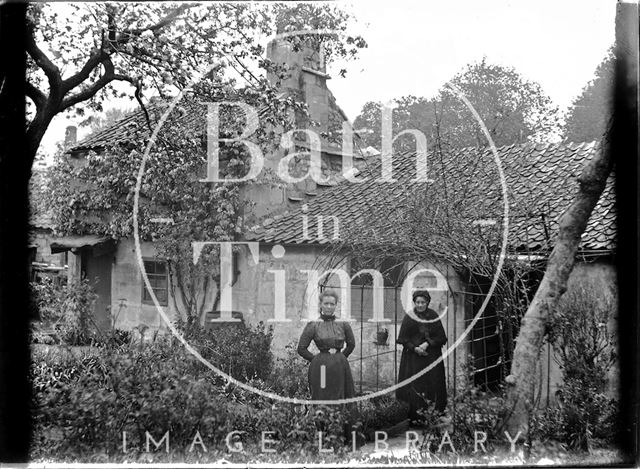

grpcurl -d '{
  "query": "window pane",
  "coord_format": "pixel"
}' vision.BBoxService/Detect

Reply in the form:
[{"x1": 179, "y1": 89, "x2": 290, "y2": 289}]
[
  {"x1": 142, "y1": 259, "x2": 168, "y2": 304},
  {"x1": 350, "y1": 286, "x2": 373, "y2": 320},
  {"x1": 155, "y1": 289, "x2": 168, "y2": 304},
  {"x1": 351, "y1": 257, "x2": 375, "y2": 286},
  {"x1": 381, "y1": 258, "x2": 404, "y2": 287},
  {"x1": 155, "y1": 276, "x2": 167, "y2": 289},
  {"x1": 144, "y1": 260, "x2": 156, "y2": 274},
  {"x1": 155, "y1": 261, "x2": 167, "y2": 275}
]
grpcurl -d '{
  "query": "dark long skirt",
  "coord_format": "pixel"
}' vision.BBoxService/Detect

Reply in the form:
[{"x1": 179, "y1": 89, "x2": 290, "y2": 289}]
[
  {"x1": 396, "y1": 348, "x2": 447, "y2": 421},
  {"x1": 308, "y1": 351, "x2": 355, "y2": 400}
]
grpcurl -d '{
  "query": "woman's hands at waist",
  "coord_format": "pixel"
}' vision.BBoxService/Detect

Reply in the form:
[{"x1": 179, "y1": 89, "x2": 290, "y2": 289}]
[{"x1": 414, "y1": 342, "x2": 428, "y2": 356}]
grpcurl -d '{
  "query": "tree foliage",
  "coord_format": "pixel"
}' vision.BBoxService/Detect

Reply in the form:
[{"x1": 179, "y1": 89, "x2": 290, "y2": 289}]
[
  {"x1": 26, "y1": 2, "x2": 366, "y2": 163},
  {"x1": 353, "y1": 96, "x2": 438, "y2": 154},
  {"x1": 563, "y1": 49, "x2": 614, "y2": 142},
  {"x1": 353, "y1": 59, "x2": 560, "y2": 153},
  {"x1": 545, "y1": 281, "x2": 618, "y2": 450},
  {"x1": 47, "y1": 79, "x2": 300, "y2": 324},
  {"x1": 42, "y1": 4, "x2": 366, "y2": 325},
  {"x1": 81, "y1": 107, "x2": 134, "y2": 135}
]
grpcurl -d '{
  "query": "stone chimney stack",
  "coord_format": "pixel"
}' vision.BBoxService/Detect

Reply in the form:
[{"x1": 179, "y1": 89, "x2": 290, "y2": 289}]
[
  {"x1": 64, "y1": 125, "x2": 77, "y2": 149},
  {"x1": 241, "y1": 38, "x2": 338, "y2": 230},
  {"x1": 267, "y1": 38, "x2": 330, "y2": 133}
]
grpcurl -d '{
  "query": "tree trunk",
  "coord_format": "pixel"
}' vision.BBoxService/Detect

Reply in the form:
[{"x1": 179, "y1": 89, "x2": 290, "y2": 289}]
[
  {"x1": 613, "y1": 3, "x2": 639, "y2": 457},
  {"x1": 504, "y1": 3, "x2": 637, "y2": 437},
  {"x1": 26, "y1": 108, "x2": 56, "y2": 164},
  {"x1": 0, "y1": 3, "x2": 31, "y2": 461},
  {"x1": 504, "y1": 138, "x2": 613, "y2": 435}
]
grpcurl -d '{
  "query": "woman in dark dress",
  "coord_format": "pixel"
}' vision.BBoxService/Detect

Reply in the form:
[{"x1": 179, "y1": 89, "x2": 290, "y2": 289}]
[
  {"x1": 396, "y1": 290, "x2": 447, "y2": 424},
  {"x1": 297, "y1": 290, "x2": 356, "y2": 400}
]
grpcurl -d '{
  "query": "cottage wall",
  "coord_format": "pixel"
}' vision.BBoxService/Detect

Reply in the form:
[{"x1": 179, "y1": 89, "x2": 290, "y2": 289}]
[
  {"x1": 227, "y1": 244, "x2": 469, "y2": 393},
  {"x1": 30, "y1": 228, "x2": 66, "y2": 266},
  {"x1": 110, "y1": 238, "x2": 217, "y2": 332},
  {"x1": 104, "y1": 238, "x2": 617, "y2": 401},
  {"x1": 107, "y1": 238, "x2": 471, "y2": 394}
]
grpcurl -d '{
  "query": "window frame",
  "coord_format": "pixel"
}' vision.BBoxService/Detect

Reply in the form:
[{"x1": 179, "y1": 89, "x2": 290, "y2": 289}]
[
  {"x1": 350, "y1": 257, "x2": 405, "y2": 287},
  {"x1": 141, "y1": 258, "x2": 169, "y2": 306}
]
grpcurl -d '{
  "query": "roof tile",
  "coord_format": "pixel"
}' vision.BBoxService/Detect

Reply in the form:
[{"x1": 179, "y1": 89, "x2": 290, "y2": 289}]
[{"x1": 246, "y1": 140, "x2": 615, "y2": 252}]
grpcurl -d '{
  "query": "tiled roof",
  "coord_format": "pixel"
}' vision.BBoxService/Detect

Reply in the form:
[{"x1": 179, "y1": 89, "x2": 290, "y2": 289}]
[
  {"x1": 245, "y1": 141, "x2": 615, "y2": 252},
  {"x1": 70, "y1": 91, "x2": 360, "y2": 157},
  {"x1": 70, "y1": 101, "x2": 209, "y2": 152}
]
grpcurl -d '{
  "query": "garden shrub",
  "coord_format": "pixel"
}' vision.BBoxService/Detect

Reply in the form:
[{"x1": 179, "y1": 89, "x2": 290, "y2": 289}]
[
  {"x1": 89, "y1": 328, "x2": 132, "y2": 347},
  {"x1": 545, "y1": 281, "x2": 618, "y2": 450},
  {"x1": 31, "y1": 277, "x2": 65, "y2": 323},
  {"x1": 266, "y1": 343, "x2": 309, "y2": 399},
  {"x1": 532, "y1": 381, "x2": 618, "y2": 451},
  {"x1": 31, "y1": 277, "x2": 107, "y2": 346},
  {"x1": 32, "y1": 338, "x2": 353, "y2": 460},
  {"x1": 31, "y1": 345, "x2": 104, "y2": 394},
  {"x1": 176, "y1": 319, "x2": 274, "y2": 382},
  {"x1": 358, "y1": 395, "x2": 408, "y2": 438},
  {"x1": 55, "y1": 279, "x2": 98, "y2": 345},
  {"x1": 427, "y1": 362, "x2": 510, "y2": 453}
]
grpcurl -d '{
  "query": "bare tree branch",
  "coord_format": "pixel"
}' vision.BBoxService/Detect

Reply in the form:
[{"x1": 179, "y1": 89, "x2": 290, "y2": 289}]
[
  {"x1": 25, "y1": 31, "x2": 61, "y2": 92},
  {"x1": 60, "y1": 58, "x2": 127, "y2": 111},
  {"x1": 60, "y1": 4, "x2": 193, "y2": 109},
  {"x1": 60, "y1": 48, "x2": 109, "y2": 95},
  {"x1": 128, "y1": 4, "x2": 192, "y2": 36}
]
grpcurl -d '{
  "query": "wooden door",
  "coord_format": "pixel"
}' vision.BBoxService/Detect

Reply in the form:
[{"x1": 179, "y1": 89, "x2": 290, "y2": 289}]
[{"x1": 83, "y1": 252, "x2": 113, "y2": 331}]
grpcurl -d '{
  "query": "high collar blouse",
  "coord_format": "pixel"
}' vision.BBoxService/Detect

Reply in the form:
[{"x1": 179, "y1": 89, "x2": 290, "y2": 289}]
[{"x1": 297, "y1": 317, "x2": 356, "y2": 361}]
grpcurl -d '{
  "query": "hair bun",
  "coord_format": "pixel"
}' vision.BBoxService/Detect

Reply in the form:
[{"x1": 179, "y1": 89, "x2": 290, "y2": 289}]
[{"x1": 412, "y1": 290, "x2": 431, "y2": 301}]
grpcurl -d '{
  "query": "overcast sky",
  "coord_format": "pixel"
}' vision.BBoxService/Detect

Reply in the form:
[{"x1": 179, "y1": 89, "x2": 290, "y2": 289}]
[
  {"x1": 329, "y1": 0, "x2": 615, "y2": 118},
  {"x1": 39, "y1": 0, "x2": 616, "y2": 160}
]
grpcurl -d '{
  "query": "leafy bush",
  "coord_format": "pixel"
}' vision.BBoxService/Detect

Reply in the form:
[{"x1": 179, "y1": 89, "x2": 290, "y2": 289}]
[
  {"x1": 90, "y1": 329, "x2": 132, "y2": 347},
  {"x1": 31, "y1": 278, "x2": 103, "y2": 346},
  {"x1": 177, "y1": 319, "x2": 274, "y2": 382},
  {"x1": 31, "y1": 346, "x2": 104, "y2": 394},
  {"x1": 448, "y1": 378, "x2": 507, "y2": 452},
  {"x1": 266, "y1": 343, "x2": 309, "y2": 399},
  {"x1": 32, "y1": 339, "x2": 353, "y2": 460},
  {"x1": 359, "y1": 395, "x2": 408, "y2": 437},
  {"x1": 546, "y1": 281, "x2": 618, "y2": 450},
  {"x1": 31, "y1": 278, "x2": 65, "y2": 323},
  {"x1": 532, "y1": 380, "x2": 618, "y2": 451},
  {"x1": 55, "y1": 279, "x2": 99, "y2": 345}
]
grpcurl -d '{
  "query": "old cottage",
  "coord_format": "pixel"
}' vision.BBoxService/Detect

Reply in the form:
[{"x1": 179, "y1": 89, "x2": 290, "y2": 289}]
[{"x1": 49, "y1": 38, "x2": 617, "y2": 399}]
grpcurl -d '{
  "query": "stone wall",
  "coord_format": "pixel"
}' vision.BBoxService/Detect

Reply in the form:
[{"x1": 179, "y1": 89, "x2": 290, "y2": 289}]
[
  {"x1": 110, "y1": 238, "x2": 217, "y2": 332},
  {"x1": 30, "y1": 228, "x2": 66, "y2": 266}
]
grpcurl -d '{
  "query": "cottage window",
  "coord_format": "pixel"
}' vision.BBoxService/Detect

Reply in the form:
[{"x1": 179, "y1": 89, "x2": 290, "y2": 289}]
[
  {"x1": 350, "y1": 257, "x2": 404, "y2": 287},
  {"x1": 142, "y1": 259, "x2": 168, "y2": 306},
  {"x1": 350, "y1": 257, "x2": 376, "y2": 286},
  {"x1": 349, "y1": 257, "x2": 405, "y2": 322},
  {"x1": 379, "y1": 258, "x2": 405, "y2": 287}
]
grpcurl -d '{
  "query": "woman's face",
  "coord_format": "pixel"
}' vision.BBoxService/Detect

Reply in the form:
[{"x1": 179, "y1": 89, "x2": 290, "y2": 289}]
[
  {"x1": 414, "y1": 296, "x2": 429, "y2": 312},
  {"x1": 320, "y1": 296, "x2": 337, "y2": 315}
]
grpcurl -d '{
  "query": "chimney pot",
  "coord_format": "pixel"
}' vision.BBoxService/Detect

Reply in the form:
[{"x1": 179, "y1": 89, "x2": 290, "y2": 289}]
[{"x1": 64, "y1": 125, "x2": 77, "y2": 149}]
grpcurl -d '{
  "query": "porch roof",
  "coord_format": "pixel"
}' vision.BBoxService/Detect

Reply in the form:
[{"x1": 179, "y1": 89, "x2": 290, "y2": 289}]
[{"x1": 50, "y1": 235, "x2": 116, "y2": 255}]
